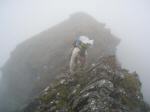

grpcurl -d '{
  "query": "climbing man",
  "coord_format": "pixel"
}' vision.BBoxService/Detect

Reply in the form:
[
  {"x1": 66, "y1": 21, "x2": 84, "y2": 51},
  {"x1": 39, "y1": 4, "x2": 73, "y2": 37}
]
[{"x1": 69, "y1": 36, "x2": 94, "y2": 74}]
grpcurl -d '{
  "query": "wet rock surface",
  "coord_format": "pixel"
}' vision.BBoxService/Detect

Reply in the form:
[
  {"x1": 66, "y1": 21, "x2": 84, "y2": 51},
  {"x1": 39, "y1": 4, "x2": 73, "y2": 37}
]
[{"x1": 22, "y1": 56, "x2": 150, "y2": 112}]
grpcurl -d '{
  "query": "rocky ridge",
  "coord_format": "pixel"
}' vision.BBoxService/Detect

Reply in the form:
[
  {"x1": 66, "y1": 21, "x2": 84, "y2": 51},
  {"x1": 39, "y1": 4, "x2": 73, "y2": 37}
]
[
  {"x1": 1, "y1": 12, "x2": 149, "y2": 112},
  {"x1": 22, "y1": 56, "x2": 150, "y2": 112},
  {"x1": 1, "y1": 12, "x2": 120, "y2": 112}
]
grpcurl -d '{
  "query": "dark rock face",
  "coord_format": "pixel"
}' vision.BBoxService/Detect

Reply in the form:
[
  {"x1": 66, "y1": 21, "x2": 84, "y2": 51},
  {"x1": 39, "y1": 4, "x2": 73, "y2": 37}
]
[
  {"x1": 1, "y1": 12, "x2": 120, "y2": 112},
  {"x1": 22, "y1": 56, "x2": 149, "y2": 112}
]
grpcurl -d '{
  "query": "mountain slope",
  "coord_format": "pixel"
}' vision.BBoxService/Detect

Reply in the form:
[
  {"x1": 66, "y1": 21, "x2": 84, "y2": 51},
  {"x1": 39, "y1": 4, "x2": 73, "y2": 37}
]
[
  {"x1": 1, "y1": 12, "x2": 120, "y2": 112},
  {"x1": 22, "y1": 56, "x2": 149, "y2": 112}
]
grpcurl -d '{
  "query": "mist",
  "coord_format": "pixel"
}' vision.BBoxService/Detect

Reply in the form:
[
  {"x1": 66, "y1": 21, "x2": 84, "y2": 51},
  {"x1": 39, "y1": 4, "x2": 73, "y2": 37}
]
[{"x1": 0, "y1": 0, "x2": 150, "y2": 104}]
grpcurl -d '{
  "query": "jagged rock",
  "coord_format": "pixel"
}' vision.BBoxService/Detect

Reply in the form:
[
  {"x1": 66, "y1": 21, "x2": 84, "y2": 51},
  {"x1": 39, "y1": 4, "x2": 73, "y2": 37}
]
[
  {"x1": 1, "y1": 12, "x2": 120, "y2": 112},
  {"x1": 1, "y1": 12, "x2": 149, "y2": 112},
  {"x1": 21, "y1": 56, "x2": 150, "y2": 112}
]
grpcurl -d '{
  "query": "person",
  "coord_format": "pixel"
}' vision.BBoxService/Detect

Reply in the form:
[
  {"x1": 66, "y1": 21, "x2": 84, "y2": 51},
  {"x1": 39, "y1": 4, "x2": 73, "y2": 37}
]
[{"x1": 69, "y1": 36, "x2": 94, "y2": 74}]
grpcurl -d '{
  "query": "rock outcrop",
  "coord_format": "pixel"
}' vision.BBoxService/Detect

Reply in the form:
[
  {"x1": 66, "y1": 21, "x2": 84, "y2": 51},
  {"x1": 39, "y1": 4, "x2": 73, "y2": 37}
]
[
  {"x1": 1, "y1": 12, "x2": 120, "y2": 112},
  {"x1": 22, "y1": 56, "x2": 149, "y2": 112},
  {"x1": 1, "y1": 12, "x2": 149, "y2": 112}
]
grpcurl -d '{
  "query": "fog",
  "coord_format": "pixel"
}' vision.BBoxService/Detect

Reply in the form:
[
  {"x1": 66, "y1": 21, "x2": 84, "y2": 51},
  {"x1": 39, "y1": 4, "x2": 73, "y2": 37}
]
[{"x1": 0, "y1": 0, "x2": 150, "y2": 104}]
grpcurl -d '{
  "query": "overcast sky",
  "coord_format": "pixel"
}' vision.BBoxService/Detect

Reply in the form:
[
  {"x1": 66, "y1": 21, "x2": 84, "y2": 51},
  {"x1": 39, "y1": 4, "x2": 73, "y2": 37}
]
[{"x1": 0, "y1": 0, "x2": 150, "y2": 103}]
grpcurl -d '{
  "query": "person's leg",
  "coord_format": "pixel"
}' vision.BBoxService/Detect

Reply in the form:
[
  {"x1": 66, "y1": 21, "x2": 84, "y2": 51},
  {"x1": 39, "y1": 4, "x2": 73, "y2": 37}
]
[{"x1": 69, "y1": 47, "x2": 80, "y2": 74}]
